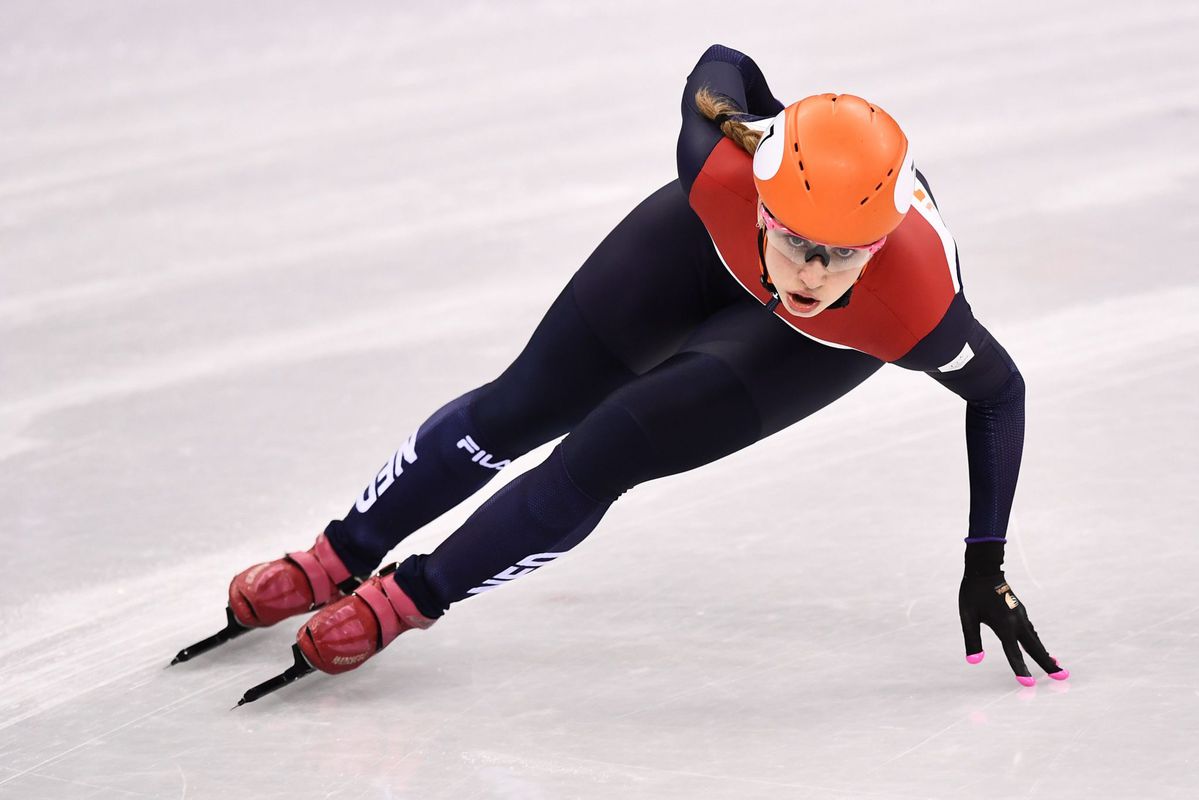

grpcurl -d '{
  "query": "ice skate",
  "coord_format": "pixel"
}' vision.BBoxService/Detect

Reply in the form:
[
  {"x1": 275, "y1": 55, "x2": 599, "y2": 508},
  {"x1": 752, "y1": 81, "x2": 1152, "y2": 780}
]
[
  {"x1": 233, "y1": 569, "x2": 436, "y2": 705},
  {"x1": 170, "y1": 531, "x2": 360, "y2": 665}
]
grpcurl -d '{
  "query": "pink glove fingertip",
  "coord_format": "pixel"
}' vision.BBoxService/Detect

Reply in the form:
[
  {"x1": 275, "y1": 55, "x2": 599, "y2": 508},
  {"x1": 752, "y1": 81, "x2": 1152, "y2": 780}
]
[{"x1": 966, "y1": 651, "x2": 985, "y2": 665}]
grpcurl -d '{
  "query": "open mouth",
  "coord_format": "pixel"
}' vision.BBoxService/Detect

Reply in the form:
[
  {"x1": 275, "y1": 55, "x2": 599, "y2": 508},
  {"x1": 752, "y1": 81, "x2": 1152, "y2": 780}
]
[{"x1": 788, "y1": 291, "x2": 819, "y2": 310}]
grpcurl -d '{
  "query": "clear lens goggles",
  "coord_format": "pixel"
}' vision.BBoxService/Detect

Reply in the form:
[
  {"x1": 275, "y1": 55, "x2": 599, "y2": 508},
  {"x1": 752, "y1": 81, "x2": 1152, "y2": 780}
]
[{"x1": 758, "y1": 204, "x2": 885, "y2": 274}]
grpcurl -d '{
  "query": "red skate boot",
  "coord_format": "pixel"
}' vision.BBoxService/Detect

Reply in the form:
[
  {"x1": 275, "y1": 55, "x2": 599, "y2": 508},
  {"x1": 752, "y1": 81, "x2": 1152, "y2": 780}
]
[
  {"x1": 296, "y1": 570, "x2": 436, "y2": 674},
  {"x1": 228, "y1": 531, "x2": 359, "y2": 628},
  {"x1": 232, "y1": 569, "x2": 437, "y2": 704},
  {"x1": 172, "y1": 532, "x2": 362, "y2": 666}
]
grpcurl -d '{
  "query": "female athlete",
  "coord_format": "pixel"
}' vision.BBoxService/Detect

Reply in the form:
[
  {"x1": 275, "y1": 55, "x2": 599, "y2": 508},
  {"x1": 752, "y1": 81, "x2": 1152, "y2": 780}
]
[{"x1": 218, "y1": 45, "x2": 1069, "y2": 689}]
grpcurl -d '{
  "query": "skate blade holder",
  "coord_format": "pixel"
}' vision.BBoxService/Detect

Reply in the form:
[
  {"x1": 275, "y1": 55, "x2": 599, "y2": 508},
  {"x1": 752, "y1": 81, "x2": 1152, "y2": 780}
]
[
  {"x1": 169, "y1": 607, "x2": 251, "y2": 666},
  {"x1": 234, "y1": 644, "x2": 315, "y2": 708}
]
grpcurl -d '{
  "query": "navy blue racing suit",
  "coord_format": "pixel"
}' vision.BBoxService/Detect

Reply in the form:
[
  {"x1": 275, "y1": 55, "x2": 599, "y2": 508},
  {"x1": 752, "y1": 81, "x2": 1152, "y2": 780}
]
[{"x1": 323, "y1": 46, "x2": 1022, "y2": 616}]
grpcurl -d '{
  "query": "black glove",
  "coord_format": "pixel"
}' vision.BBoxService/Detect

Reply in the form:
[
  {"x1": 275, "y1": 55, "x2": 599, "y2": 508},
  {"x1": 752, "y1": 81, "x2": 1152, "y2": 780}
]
[{"x1": 958, "y1": 572, "x2": 1069, "y2": 686}]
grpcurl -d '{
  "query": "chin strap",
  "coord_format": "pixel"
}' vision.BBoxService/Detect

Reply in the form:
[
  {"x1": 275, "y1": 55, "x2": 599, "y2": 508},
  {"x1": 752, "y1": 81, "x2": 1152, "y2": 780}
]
[
  {"x1": 756, "y1": 227, "x2": 783, "y2": 312},
  {"x1": 756, "y1": 227, "x2": 777, "y2": 296}
]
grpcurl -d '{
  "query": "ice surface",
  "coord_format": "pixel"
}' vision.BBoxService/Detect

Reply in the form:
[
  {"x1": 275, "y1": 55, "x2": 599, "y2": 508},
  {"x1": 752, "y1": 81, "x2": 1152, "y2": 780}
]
[{"x1": 2, "y1": 1, "x2": 1198, "y2": 798}]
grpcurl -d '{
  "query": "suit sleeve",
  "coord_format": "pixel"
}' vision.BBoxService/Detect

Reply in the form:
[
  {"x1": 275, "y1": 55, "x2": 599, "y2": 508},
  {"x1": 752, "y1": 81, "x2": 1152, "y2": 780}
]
[
  {"x1": 920, "y1": 318, "x2": 1026, "y2": 540},
  {"x1": 889, "y1": 168, "x2": 1024, "y2": 546},
  {"x1": 677, "y1": 44, "x2": 784, "y2": 196}
]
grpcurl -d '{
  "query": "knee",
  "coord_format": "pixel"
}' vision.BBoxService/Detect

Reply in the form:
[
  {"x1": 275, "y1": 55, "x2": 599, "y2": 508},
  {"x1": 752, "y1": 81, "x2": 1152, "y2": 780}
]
[
  {"x1": 470, "y1": 377, "x2": 567, "y2": 457},
  {"x1": 560, "y1": 403, "x2": 658, "y2": 502}
]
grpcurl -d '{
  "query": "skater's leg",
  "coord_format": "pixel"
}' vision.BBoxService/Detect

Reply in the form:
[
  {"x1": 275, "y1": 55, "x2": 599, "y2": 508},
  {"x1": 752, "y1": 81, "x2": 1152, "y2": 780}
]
[
  {"x1": 391, "y1": 302, "x2": 884, "y2": 618},
  {"x1": 324, "y1": 387, "x2": 514, "y2": 576},
  {"x1": 325, "y1": 281, "x2": 635, "y2": 575},
  {"x1": 326, "y1": 180, "x2": 738, "y2": 574}
]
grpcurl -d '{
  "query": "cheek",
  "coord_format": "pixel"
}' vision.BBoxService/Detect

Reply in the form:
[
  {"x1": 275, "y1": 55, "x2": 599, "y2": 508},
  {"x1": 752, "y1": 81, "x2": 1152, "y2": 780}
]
[
  {"x1": 830, "y1": 267, "x2": 864, "y2": 291},
  {"x1": 763, "y1": 244, "x2": 790, "y2": 280}
]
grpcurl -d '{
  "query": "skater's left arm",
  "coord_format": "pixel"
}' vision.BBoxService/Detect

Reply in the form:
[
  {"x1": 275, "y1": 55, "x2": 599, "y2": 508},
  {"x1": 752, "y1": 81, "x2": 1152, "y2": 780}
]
[
  {"x1": 924, "y1": 317, "x2": 1025, "y2": 548},
  {"x1": 913, "y1": 318, "x2": 1070, "y2": 685}
]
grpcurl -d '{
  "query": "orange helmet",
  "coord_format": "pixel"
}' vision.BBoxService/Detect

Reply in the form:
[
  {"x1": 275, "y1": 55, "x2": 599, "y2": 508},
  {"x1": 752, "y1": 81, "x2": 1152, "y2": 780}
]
[{"x1": 752, "y1": 94, "x2": 914, "y2": 248}]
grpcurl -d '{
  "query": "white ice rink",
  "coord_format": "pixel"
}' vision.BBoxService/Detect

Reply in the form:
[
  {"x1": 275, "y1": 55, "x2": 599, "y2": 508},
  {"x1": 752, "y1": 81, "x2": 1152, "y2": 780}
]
[{"x1": 3, "y1": 2, "x2": 1198, "y2": 797}]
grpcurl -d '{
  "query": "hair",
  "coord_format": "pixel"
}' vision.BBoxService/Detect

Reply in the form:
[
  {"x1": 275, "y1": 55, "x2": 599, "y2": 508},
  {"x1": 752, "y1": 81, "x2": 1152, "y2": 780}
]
[{"x1": 694, "y1": 86, "x2": 765, "y2": 156}]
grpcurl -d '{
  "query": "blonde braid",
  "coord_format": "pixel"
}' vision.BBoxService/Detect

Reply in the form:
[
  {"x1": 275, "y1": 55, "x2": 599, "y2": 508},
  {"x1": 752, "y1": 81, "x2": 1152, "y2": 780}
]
[{"x1": 694, "y1": 86, "x2": 765, "y2": 155}]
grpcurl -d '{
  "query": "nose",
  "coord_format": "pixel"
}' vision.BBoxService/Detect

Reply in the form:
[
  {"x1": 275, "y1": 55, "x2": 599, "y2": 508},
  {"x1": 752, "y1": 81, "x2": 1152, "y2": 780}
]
[{"x1": 796, "y1": 259, "x2": 826, "y2": 289}]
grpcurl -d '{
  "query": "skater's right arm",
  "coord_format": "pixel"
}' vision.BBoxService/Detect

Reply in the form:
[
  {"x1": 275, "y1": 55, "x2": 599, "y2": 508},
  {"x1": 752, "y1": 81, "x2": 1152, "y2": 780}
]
[{"x1": 677, "y1": 44, "x2": 784, "y2": 195}]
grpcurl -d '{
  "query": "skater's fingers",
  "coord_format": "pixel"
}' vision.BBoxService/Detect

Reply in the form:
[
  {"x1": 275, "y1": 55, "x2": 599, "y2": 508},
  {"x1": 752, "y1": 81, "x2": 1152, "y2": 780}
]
[
  {"x1": 998, "y1": 632, "x2": 1034, "y2": 686},
  {"x1": 1018, "y1": 622, "x2": 1069, "y2": 680},
  {"x1": 1016, "y1": 623, "x2": 1057, "y2": 676},
  {"x1": 959, "y1": 606, "x2": 984, "y2": 664}
]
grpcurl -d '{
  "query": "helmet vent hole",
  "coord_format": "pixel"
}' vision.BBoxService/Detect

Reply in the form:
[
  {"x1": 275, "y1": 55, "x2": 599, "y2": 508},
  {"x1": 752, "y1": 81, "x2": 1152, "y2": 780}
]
[
  {"x1": 859, "y1": 197, "x2": 868, "y2": 205},
  {"x1": 875, "y1": 182, "x2": 883, "y2": 190},
  {"x1": 886, "y1": 168, "x2": 894, "y2": 177},
  {"x1": 798, "y1": 160, "x2": 804, "y2": 170},
  {"x1": 804, "y1": 180, "x2": 811, "y2": 191},
  {"x1": 793, "y1": 143, "x2": 799, "y2": 153}
]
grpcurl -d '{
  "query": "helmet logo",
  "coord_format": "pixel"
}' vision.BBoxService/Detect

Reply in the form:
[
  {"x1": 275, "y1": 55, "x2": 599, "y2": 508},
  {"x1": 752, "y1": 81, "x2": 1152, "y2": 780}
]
[
  {"x1": 893, "y1": 149, "x2": 915, "y2": 215},
  {"x1": 752, "y1": 109, "x2": 788, "y2": 181}
]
